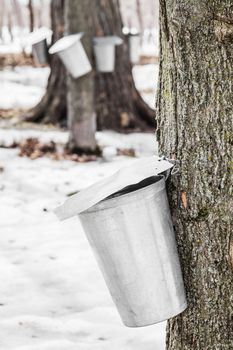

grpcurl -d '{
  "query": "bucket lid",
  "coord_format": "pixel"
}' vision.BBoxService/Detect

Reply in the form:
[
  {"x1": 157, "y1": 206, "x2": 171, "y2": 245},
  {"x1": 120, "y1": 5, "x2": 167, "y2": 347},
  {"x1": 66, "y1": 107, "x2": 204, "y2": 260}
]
[
  {"x1": 54, "y1": 156, "x2": 174, "y2": 221},
  {"x1": 93, "y1": 36, "x2": 123, "y2": 46},
  {"x1": 24, "y1": 27, "x2": 52, "y2": 45},
  {"x1": 49, "y1": 33, "x2": 84, "y2": 54}
]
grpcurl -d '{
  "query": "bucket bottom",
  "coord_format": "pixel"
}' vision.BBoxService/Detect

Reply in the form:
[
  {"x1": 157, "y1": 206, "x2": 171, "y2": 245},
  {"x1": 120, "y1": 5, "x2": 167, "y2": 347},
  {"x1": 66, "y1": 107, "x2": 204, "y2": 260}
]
[{"x1": 122, "y1": 301, "x2": 187, "y2": 328}]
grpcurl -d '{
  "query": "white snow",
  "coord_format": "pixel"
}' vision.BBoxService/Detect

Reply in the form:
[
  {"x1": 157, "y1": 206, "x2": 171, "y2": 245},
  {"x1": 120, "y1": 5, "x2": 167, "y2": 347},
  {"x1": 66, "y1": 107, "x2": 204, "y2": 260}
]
[
  {"x1": 0, "y1": 50, "x2": 166, "y2": 349},
  {"x1": 0, "y1": 128, "x2": 165, "y2": 350},
  {"x1": 0, "y1": 66, "x2": 50, "y2": 109},
  {"x1": 133, "y1": 64, "x2": 159, "y2": 108},
  {"x1": 0, "y1": 62, "x2": 158, "y2": 110}
]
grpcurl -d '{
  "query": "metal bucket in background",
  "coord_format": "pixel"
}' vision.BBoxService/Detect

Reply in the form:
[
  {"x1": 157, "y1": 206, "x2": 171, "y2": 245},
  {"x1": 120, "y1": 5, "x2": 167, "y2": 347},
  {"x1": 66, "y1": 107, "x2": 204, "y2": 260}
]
[
  {"x1": 49, "y1": 33, "x2": 92, "y2": 79},
  {"x1": 129, "y1": 33, "x2": 141, "y2": 64},
  {"x1": 93, "y1": 36, "x2": 123, "y2": 73},
  {"x1": 32, "y1": 39, "x2": 48, "y2": 65},
  {"x1": 25, "y1": 27, "x2": 52, "y2": 65},
  {"x1": 79, "y1": 176, "x2": 187, "y2": 327}
]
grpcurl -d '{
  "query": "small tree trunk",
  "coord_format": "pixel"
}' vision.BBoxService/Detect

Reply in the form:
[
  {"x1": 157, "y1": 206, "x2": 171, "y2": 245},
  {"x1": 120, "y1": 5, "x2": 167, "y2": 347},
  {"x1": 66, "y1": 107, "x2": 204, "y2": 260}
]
[
  {"x1": 65, "y1": 0, "x2": 96, "y2": 152},
  {"x1": 12, "y1": 0, "x2": 24, "y2": 29},
  {"x1": 157, "y1": 1, "x2": 233, "y2": 349},
  {"x1": 0, "y1": 0, "x2": 5, "y2": 41},
  {"x1": 136, "y1": 0, "x2": 144, "y2": 34},
  {"x1": 28, "y1": 0, "x2": 34, "y2": 32},
  {"x1": 24, "y1": 0, "x2": 67, "y2": 126}
]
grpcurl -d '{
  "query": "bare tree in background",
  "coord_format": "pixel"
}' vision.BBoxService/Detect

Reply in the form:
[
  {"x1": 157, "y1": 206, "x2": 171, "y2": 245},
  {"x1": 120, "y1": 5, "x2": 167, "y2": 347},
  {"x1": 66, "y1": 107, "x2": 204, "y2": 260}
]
[
  {"x1": 25, "y1": 0, "x2": 154, "y2": 131},
  {"x1": 136, "y1": 0, "x2": 144, "y2": 33},
  {"x1": 65, "y1": 0, "x2": 96, "y2": 152},
  {"x1": 157, "y1": 1, "x2": 233, "y2": 349},
  {"x1": 28, "y1": 0, "x2": 34, "y2": 32},
  {"x1": 0, "y1": 0, "x2": 5, "y2": 40},
  {"x1": 25, "y1": 0, "x2": 66, "y2": 125}
]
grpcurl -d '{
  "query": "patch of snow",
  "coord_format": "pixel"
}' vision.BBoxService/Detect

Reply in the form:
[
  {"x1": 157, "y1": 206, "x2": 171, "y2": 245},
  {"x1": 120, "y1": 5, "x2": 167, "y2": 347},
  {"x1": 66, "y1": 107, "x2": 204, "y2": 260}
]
[
  {"x1": 0, "y1": 66, "x2": 50, "y2": 109},
  {"x1": 0, "y1": 63, "x2": 158, "y2": 110},
  {"x1": 133, "y1": 64, "x2": 159, "y2": 108},
  {"x1": 0, "y1": 128, "x2": 165, "y2": 350},
  {"x1": 0, "y1": 43, "x2": 23, "y2": 54}
]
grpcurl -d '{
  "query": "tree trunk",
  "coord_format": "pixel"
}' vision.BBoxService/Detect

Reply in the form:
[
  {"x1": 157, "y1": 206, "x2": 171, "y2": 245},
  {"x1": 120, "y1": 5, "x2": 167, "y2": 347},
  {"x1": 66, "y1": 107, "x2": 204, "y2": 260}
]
[
  {"x1": 28, "y1": 0, "x2": 34, "y2": 33},
  {"x1": 93, "y1": 0, "x2": 154, "y2": 131},
  {"x1": 24, "y1": 0, "x2": 154, "y2": 130},
  {"x1": 65, "y1": 0, "x2": 96, "y2": 152},
  {"x1": 136, "y1": 0, "x2": 144, "y2": 34},
  {"x1": 24, "y1": 0, "x2": 67, "y2": 126},
  {"x1": 157, "y1": 1, "x2": 233, "y2": 349}
]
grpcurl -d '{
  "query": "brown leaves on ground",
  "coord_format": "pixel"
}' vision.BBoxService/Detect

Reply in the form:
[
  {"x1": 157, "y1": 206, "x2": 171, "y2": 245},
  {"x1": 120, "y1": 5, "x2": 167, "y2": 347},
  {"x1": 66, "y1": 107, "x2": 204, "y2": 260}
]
[
  {"x1": 0, "y1": 53, "x2": 34, "y2": 68},
  {"x1": 117, "y1": 148, "x2": 136, "y2": 157},
  {"x1": 0, "y1": 109, "x2": 28, "y2": 120},
  {"x1": 18, "y1": 138, "x2": 97, "y2": 162},
  {"x1": 1, "y1": 138, "x2": 137, "y2": 162},
  {"x1": 140, "y1": 55, "x2": 159, "y2": 65},
  {"x1": 19, "y1": 138, "x2": 56, "y2": 159}
]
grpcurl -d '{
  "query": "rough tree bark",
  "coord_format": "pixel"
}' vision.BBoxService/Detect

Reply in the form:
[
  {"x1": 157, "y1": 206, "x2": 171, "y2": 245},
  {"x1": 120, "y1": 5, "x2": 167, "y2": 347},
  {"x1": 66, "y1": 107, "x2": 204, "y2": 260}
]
[
  {"x1": 157, "y1": 1, "x2": 233, "y2": 349},
  {"x1": 65, "y1": 0, "x2": 96, "y2": 152},
  {"x1": 25, "y1": 0, "x2": 67, "y2": 126},
  {"x1": 93, "y1": 0, "x2": 155, "y2": 130}
]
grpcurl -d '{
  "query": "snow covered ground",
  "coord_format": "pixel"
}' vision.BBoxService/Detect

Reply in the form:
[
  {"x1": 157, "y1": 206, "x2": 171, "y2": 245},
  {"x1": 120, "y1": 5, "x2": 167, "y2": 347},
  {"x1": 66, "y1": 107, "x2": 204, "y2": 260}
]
[
  {"x1": 0, "y1": 61, "x2": 166, "y2": 349},
  {"x1": 0, "y1": 129, "x2": 166, "y2": 350},
  {"x1": 0, "y1": 66, "x2": 50, "y2": 109},
  {"x1": 0, "y1": 64, "x2": 157, "y2": 110}
]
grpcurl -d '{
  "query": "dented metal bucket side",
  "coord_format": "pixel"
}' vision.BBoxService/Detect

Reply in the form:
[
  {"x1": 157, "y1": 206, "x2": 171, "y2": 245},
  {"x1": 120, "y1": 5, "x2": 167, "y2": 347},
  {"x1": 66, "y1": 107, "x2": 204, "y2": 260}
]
[{"x1": 79, "y1": 176, "x2": 187, "y2": 327}]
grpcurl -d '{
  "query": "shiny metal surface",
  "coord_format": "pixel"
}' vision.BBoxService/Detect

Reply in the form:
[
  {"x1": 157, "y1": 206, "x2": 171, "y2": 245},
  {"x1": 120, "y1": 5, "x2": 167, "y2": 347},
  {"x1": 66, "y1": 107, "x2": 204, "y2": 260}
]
[
  {"x1": 55, "y1": 157, "x2": 174, "y2": 221},
  {"x1": 79, "y1": 176, "x2": 187, "y2": 327}
]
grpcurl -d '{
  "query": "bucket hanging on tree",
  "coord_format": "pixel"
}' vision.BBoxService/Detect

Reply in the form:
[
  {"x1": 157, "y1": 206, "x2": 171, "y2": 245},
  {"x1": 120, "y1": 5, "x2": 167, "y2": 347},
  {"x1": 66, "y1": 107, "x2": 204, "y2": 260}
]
[
  {"x1": 93, "y1": 36, "x2": 123, "y2": 73},
  {"x1": 54, "y1": 157, "x2": 187, "y2": 327},
  {"x1": 129, "y1": 33, "x2": 141, "y2": 64},
  {"x1": 49, "y1": 33, "x2": 92, "y2": 79},
  {"x1": 25, "y1": 27, "x2": 52, "y2": 65}
]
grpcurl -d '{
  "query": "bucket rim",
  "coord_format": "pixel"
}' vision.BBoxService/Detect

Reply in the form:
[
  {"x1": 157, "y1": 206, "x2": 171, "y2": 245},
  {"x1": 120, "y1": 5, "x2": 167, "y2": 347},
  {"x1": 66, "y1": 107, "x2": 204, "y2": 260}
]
[
  {"x1": 80, "y1": 176, "x2": 165, "y2": 214},
  {"x1": 49, "y1": 33, "x2": 84, "y2": 54},
  {"x1": 24, "y1": 27, "x2": 52, "y2": 45},
  {"x1": 54, "y1": 156, "x2": 174, "y2": 221}
]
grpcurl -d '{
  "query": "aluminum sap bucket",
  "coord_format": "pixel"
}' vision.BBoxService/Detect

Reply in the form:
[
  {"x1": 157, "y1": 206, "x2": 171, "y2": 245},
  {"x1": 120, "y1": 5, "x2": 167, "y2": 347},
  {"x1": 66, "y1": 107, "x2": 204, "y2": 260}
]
[
  {"x1": 54, "y1": 157, "x2": 187, "y2": 327},
  {"x1": 49, "y1": 33, "x2": 92, "y2": 78},
  {"x1": 93, "y1": 36, "x2": 123, "y2": 73},
  {"x1": 129, "y1": 34, "x2": 140, "y2": 64},
  {"x1": 32, "y1": 39, "x2": 48, "y2": 65},
  {"x1": 79, "y1": 176, "x2": 187, "y2": 327},
  {"x1": 25, "y1": 27, "x2": 52, "y2": 65}
]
